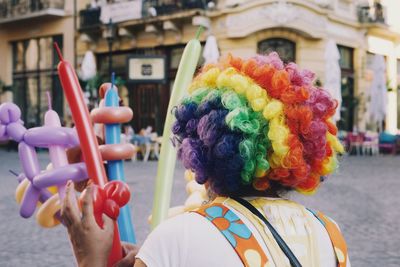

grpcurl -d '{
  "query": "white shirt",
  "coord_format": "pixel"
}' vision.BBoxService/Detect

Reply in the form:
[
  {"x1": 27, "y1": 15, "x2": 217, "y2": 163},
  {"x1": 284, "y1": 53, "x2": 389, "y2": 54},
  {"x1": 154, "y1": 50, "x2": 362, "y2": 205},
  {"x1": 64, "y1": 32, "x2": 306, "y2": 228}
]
[{"x1": 137, "y1": 199, "x2": 350, "y2": 267}]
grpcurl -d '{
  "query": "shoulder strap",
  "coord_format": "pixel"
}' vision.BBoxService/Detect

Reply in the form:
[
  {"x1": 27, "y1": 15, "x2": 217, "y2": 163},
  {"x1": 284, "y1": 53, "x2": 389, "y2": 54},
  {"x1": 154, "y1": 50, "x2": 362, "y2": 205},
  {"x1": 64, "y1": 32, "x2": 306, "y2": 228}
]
[
  {"x1": 231, "y1": 197, "x2": 302, "y2": 267},
  {"x1": 308, "y1": 209, "x2": 348, "y2": 267},
  {"x1": 193, "y1": 202, "x2": 269, "y2": 267}
]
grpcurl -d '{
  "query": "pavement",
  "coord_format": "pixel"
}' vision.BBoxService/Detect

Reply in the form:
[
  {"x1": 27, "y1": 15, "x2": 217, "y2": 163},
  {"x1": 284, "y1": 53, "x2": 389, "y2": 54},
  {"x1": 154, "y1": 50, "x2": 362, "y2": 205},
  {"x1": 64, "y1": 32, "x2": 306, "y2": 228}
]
[{"x1": 0, "y1": 149, "x2": 398, "y2": 266}]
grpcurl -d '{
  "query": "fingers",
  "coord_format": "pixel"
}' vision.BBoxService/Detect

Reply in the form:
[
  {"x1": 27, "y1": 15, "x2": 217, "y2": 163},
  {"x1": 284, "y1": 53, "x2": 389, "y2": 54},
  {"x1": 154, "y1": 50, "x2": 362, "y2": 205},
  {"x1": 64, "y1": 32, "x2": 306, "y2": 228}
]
[
  {"x1": 121, "y1": 243, "x2": 139, "y2": 257},
  {"x1": 114, "y1": 250, "x2": 137, "y2": 267},
  {"x1": 81, "y1": 186, "x2": 96, "y2": 225},
  {"x1": 61, "y1": 181, "x2": 80, "y2": 227}
]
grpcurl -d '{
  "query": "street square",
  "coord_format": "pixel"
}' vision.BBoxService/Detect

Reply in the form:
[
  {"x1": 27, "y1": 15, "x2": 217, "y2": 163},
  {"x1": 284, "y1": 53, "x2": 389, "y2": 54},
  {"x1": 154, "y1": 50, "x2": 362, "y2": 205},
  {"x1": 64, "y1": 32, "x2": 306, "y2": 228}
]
[{"x1": 0, "y1": 150, "x2": 398, "y2": 266}]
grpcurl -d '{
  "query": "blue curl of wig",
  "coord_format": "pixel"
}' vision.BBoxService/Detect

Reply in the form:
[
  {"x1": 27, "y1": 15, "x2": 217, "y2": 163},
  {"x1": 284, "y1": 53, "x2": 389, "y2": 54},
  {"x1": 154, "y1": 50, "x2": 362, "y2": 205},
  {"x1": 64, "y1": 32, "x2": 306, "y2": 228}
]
[{"x1": 175, "y1": 102, "x2": 198, "y2": 123}]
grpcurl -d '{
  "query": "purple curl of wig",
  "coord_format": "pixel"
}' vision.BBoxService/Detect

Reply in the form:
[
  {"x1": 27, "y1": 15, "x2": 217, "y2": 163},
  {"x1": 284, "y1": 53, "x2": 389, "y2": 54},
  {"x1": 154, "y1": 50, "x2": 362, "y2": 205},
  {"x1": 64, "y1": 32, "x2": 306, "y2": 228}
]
[
  {"x1": 178, "y1": 138, "x2": 209, "y2": 184},
  {"x1": 197, "y1": 109, "x2": 228, "y2": 146}
]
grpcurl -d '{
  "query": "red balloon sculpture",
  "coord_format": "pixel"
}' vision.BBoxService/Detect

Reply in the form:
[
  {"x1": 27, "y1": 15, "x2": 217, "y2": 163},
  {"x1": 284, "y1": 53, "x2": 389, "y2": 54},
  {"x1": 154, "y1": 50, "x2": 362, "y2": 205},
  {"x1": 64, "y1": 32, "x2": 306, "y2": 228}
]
[{"x1": 54, "y1": 43, "x2": 127, "y2": 266}]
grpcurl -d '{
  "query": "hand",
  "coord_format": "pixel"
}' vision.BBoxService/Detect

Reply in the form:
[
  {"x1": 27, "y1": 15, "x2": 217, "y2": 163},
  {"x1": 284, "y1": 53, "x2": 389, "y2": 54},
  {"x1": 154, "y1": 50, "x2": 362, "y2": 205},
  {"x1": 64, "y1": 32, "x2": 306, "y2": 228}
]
[
  {"x1": 114, "y1": 242, "x2": 139, "y2": 267},
  {"x1": 61, "y1": 181, "x2": 114, "y2": 267}
]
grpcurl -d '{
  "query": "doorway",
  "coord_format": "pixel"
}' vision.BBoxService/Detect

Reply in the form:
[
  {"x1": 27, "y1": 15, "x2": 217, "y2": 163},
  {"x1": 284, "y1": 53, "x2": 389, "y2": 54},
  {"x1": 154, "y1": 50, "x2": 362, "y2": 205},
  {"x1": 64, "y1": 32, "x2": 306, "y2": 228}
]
[
  {"x1": 129, "y1": 83, "x2": 169, "y2": 134},
  {"x1": 337, "y1": 45, "x2": 355, "y2": 131},
  {"x1": 339, "y1": 75, "x2": 355, "y2": 131}
]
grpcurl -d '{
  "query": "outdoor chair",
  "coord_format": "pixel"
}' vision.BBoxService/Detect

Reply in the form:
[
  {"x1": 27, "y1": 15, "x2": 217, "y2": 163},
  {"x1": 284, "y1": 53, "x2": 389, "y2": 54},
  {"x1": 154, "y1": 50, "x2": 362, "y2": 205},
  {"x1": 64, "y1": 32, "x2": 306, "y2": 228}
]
[
  {"x1": 362, "y1": 131, "x2": 379, "y2": 155},
  {"x1": 378, "y1": 132, "x2": 398, "y2": 155},
  {"x1": 120, "y1": 133, "x2": 139, "y2": 161},
  {"x1": 131, "y1": 135, "x2": 151, "y2": 162},
  {"x1": 346, "y1": 132, "x2": 364, "y2": 155},
  {"x1": 130, "y1": 131, "x2": 160, "y2": 162}
]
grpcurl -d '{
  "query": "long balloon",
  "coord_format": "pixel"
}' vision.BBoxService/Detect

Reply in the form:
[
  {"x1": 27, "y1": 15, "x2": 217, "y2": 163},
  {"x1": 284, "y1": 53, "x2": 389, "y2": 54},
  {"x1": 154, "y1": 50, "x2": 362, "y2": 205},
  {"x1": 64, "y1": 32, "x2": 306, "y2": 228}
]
[
  {"x1": 104, "y1": 75, "x2": 136, "y2": 244},
  {"x1": 54, "y1": 43, "x2": 107, "y2": 188},
  {"x1": 45, "y1": 92, "x2": 69, "y2": 200},
  {"x1": 1, "y1": 97, "x2": 131, "y2": 238},
  {"x1": 151, "y1": 28, "x2": 202, "y2": 228},
  {"x1": 0, "y1": 102, "x2": 87, "y2": 223},
  {"x1": 54, "y1": 43, "x2": 123, "y2": 266}
]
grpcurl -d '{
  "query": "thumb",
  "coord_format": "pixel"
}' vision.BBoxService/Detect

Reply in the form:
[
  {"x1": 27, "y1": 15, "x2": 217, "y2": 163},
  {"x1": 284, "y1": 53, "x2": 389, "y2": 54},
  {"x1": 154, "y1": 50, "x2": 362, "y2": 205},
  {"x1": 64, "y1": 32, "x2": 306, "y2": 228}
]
[{"x1": 102, "y1": 214, "x2": 115, "y2": 236}]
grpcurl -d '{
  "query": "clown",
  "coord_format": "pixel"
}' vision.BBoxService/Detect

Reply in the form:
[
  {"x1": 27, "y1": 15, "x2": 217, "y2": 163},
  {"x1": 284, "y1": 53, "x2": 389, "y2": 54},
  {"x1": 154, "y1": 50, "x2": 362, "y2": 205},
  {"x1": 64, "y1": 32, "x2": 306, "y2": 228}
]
[{"x1": 62, "y1": 52, "x2": 349, "y2": 267}]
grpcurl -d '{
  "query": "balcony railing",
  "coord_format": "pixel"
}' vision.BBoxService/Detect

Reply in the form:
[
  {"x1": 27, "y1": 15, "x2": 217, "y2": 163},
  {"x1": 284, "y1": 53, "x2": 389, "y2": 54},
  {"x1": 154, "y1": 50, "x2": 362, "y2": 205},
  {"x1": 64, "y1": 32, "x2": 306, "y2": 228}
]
[
  {"x1": 357, "y1": 3, "x2": 386, "y2": 24},
  {"x1": 0, "y1": 0, "x2": 65, "y2": 23},
  {"x1": 79, "y1": 7, "x2": 101, "y2": 30},
  {"x1": 79, "y1": 0, "x2": 210, "y2": 29},
  {"x1": 142, "y1": 0, "x2": 209, "y2": 17}
]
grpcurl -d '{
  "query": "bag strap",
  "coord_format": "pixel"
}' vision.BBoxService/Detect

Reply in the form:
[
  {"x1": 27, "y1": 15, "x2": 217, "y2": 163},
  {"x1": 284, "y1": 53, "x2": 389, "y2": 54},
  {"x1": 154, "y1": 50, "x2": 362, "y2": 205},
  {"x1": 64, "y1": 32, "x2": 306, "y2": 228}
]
[
  {"x1": 231, "y1": 197, "x2": 302, "y2": 267},
  {"x1": 307, "y1": 209, "x2": 348, "y2": 267},
  {"x1": 193, "y1": 202, "x2": 269, "y2": 267}
]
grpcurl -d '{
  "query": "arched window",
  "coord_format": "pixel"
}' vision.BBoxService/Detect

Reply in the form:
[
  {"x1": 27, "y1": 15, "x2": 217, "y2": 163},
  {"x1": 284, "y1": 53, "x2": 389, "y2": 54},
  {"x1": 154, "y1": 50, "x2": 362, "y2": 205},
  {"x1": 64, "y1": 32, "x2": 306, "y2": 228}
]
[{"x1": 258, "y1": 38, "x2": 296, "y2": 63}]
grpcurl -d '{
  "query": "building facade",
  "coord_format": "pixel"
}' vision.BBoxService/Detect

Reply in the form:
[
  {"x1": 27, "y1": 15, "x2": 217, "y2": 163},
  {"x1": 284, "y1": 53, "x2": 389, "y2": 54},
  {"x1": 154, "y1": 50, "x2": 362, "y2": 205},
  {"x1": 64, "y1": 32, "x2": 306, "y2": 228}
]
[
  {"x1": 0, "y1": 0, "x2": 87, "y2": 126},
  {"x1": 0, "y1": 0, "x2": 399, "y2": 134},
  {"x1": 208, "y1": 0, "x2": 400, "y2": 133}
]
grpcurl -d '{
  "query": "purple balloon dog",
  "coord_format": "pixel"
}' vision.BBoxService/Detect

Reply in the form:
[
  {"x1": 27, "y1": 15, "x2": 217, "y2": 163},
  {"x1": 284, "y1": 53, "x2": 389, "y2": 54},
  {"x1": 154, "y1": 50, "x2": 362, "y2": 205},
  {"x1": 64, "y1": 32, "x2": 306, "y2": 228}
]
[{"x1": 0, "y1": 102, "x2": 88, "y2": 219}]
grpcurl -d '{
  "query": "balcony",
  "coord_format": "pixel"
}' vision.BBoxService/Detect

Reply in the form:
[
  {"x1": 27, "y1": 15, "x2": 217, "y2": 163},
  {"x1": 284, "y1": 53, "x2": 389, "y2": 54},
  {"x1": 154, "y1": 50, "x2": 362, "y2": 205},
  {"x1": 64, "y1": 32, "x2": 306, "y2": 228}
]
[
  {"x1": 357, "y1": 2, "x2": 386, "y2": 24},
  {"x1": 79, "y1": 0, "x2": 211, "y2": 30},
  {"x1": 79, "y1": 0, "x2": 212, "y2": 39},
  {"x1": 142, "y1": 0, "x2": 210, "y2": 17},
  {"x1": 0, "y1": 0, "x2": 65, "y2": 25},
  {"x1": 79, "y1": 7, "x2": 101, "y2": 30}
]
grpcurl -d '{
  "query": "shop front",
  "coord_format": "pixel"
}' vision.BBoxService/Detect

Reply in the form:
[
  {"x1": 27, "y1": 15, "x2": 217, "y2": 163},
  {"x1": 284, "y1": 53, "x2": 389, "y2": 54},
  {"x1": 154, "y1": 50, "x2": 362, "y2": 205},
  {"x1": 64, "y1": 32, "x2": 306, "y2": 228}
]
[{"x1": 96, "y1": 45, "x2": 186, "y2": 134}]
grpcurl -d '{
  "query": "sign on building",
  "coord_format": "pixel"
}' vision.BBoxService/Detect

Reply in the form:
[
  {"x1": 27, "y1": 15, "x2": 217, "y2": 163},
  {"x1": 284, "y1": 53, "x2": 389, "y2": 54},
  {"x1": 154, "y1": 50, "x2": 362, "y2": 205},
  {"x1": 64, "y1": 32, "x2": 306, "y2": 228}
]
[
  {"x1": 100, "y1": 0, "x2": 142, "y2": 24},
  {"x1": 127, "y1": 55, "x2": 166, "y2": 84}
]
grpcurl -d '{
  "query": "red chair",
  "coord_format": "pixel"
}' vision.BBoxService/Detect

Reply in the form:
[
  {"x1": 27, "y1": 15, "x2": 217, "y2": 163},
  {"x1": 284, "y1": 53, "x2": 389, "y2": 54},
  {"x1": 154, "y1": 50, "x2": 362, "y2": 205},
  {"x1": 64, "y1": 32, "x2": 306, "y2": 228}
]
[{"x1": 346, "y1": 132, "x2": 364, "y2": 155}]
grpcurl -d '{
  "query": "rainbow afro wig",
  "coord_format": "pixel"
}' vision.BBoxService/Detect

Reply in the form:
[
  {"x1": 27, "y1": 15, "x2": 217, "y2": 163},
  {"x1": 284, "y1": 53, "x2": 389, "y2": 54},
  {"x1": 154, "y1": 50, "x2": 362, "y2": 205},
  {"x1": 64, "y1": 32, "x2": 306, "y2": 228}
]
[{"x1": 172, "y1": 52, "x2": 344, "y2": 196}]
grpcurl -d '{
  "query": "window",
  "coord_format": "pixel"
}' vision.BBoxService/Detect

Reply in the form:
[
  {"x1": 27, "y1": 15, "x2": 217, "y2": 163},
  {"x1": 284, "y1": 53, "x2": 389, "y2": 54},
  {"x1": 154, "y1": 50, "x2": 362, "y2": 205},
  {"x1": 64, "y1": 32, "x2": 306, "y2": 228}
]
[
  {"x1": 397, "y1": 59, "x2": 400, "y2": 86},
  {"x1": 397, "y1": 59, "x2": 400, "y2": 129},
  {"x1": 11, "y1": 35, "x2": 63, "y2": 127},
  {"x1": 257, "y1": 38, "x2": 296, "y2": 63},
  {"x1": 338, "y1": 45, "x2": 354, "y2": 70},
  {"x1": 337, "y1": 45, "x2": 354, "y2": 131}
]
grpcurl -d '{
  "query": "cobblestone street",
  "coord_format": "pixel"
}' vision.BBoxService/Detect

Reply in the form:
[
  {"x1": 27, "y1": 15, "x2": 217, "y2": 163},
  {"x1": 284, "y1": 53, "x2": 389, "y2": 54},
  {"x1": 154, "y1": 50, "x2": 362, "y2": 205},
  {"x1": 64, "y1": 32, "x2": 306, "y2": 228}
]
[{"x1": 0, "y1": 150, "x2": 398, "y2": 267}]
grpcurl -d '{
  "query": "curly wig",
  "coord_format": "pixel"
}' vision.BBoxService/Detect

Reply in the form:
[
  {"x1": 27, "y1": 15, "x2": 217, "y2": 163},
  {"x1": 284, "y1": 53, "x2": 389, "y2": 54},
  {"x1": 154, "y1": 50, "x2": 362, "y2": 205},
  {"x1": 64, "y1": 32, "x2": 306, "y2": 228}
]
[{"x1": 172, "y1": 52, "x2": 344, "y2": 196}]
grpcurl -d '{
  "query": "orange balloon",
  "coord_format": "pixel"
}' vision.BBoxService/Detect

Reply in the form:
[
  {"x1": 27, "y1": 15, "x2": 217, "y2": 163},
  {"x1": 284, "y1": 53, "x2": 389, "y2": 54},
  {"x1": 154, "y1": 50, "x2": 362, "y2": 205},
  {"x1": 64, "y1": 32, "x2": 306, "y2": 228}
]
[
  {"x1": 36, "y1": 194, "x2": 61, "y2": 228},
  {"x1": 91, "y1": 106, "x2": 133, "y2": 124},
  {"x1": 99, "y1": 143, "x2": 136, "y2": 161}
]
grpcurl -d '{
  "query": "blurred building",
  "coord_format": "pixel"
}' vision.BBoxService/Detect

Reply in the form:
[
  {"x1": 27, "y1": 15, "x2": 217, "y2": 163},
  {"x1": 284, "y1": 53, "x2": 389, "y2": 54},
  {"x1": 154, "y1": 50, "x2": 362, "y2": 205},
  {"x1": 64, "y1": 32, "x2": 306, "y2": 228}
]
[
  {"x1": 0, "y1": 0, "x2": 399, "y2": 134},
  {"x1": 0, "y1": 0, "x2": 85, "y2": 126},
  {"x1": 77, "y1": 0, "x2": 210, "y2": 133},
  {"x1": 218, "y1": 0, "x2": 400, "y2": 134}
]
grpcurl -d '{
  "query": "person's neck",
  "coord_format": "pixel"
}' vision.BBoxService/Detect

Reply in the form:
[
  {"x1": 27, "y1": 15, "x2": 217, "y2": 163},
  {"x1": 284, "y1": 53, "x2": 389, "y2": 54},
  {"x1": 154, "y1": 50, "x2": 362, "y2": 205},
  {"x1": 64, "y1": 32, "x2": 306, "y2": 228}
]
[
  {"x1": 238, "y1": 188, "x2": 280, "y2": 198},
  {"x1": 210, "y1": 189, "x2": 281, "y2": 200}
]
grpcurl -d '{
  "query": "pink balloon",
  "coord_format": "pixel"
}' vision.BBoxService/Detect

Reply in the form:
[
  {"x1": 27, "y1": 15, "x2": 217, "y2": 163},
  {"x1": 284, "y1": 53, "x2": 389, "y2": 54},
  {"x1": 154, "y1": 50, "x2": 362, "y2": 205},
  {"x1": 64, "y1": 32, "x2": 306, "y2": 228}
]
[
  {"x1": 7, "y1": 122, "x2": 26, "y2": 142},
  {"x1": 0, "y1": 124, "x2": 6, "y2": 140},
  {"x1": 33, "y1": 162, "x2": 88, "y2": 189},
  {"x1": 18, "y1": 142, "x2": 40, "y2": 181},
  {"x1": 20, "y1": 183, "x2": 41, "y2": 218},
  {"x1": 24, "y1": 127, "x2": 78, "y2": 147},
  {"x1": 0, "y1": 102, "x2": 21, "y2": 124}
]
